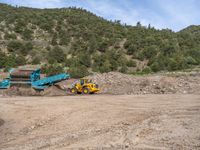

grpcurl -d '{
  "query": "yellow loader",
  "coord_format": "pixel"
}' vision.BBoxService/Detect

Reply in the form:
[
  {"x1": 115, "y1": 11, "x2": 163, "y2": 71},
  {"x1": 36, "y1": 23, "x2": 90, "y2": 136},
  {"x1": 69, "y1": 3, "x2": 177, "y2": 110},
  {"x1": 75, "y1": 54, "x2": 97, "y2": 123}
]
[{"x1": 70, "y1": 79, "x2": 99, "y2": 94}]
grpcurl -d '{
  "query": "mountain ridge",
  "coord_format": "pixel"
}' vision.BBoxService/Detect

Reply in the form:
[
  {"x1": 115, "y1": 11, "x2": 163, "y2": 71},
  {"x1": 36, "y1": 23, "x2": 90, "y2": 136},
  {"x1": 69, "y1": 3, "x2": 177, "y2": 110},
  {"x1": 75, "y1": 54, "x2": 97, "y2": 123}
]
[{"x1": 0, "y1": 3, "x2": 200, "y2": 77}]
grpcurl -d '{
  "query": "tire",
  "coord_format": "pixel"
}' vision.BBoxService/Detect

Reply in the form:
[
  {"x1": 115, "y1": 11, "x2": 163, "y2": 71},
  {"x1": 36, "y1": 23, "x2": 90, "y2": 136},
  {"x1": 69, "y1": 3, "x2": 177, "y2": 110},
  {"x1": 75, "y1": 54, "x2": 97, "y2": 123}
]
[
  {"x1": 82, "y1": 87, "x2": 90, "y2": 94},
  {"x1": 70, "y1": 88, "x2": 77, "y2": 94}
]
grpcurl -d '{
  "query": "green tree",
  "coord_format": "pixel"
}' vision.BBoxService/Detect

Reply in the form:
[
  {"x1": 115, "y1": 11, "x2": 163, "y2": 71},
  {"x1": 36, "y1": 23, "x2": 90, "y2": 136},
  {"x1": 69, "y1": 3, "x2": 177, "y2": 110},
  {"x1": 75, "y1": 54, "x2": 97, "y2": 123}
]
[
  {"x1": 48, "y1": 46, "x2": 66, "y2": 63},
  {"x1": 22, "y1": 28, "x2": 33, "y2": 40},
  {"x1": 0, "y1": 52, "x2": 7, "y2": 68},
  {"x1": 41, "y1": 64, "x2": 64, "y2": 76},
  {"x1": 32, "y1": 56, "x2": 41, "y2": 65},
  {"x1": 100, "y1": 60, "x2": 111, "y2": 73},
  {"x1": 4, "y1": 32, "x2": 17, "y2": 40},
  {"x1": 142, "y1": 67, "x2": 152, "y2": 74},
  {"x1": 185, "y1": 56, "x2": 197, "y2": 65},
  {"x1": 78, "y1": 53, "x2": 91, "y2": 67},
  {"x1": 142, "y1": 46, "x2": 158, "y2": 59},
  {"x1": 119, "y1": 65, "x2": 128, "y2": 73},
  {"x1": 7, "y1": 41, "x2": 24, "y2": 52},
  {"x1": 127, "y1": 44, "x2": 137, "y2": 55},
  {"x1": 127, "y1": 60, "x2": 137, "y2": 67},
  {"x1": 21, "y1": 42, "x2": 33, "y2": 55},
  {"x1": 59, "y1": 31, "x2": 70, "y2": 45},
  {"x1": 150, "y1": 62, "x2": 161, "y2": 72},
  {"x1": 51, "y1": 33, "x2": 58, "y2": 46},
  {"x1": 69, "y1": 64, "x2": 89, "y2": 78},
  {"x1": 15, "y1": 55, "x2": 26, "y2": 66},
  {"x1": 136, "y1": 21, "x2": 142, "y2": 28}
]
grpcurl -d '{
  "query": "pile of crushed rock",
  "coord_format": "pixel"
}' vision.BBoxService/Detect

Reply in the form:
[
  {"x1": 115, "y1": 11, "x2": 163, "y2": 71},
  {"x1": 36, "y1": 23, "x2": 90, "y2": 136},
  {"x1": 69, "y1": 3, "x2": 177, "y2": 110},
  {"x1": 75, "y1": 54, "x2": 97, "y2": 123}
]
[
  {"x1": 1, "y1": 72, "x2": 200, "y2": 96},
  {"x1": 87, "y1": 72, "x2": 200, "y2": 95}
]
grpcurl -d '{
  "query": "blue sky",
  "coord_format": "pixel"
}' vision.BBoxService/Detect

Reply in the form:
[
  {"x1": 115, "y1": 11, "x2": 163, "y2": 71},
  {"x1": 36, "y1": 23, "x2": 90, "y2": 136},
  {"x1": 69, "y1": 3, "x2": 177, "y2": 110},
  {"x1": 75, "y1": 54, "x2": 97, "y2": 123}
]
[{"x1": 0, "y1": 0, "x2": 199, "y2": 31}]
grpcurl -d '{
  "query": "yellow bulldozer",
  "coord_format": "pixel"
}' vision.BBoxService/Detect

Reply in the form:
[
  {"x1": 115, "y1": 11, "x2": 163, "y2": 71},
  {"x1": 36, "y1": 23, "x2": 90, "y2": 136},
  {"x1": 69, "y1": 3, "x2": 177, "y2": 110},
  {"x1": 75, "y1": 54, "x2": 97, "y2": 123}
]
[{"x1": 70, "y1": 79, "x2": 99, "y2": 94}]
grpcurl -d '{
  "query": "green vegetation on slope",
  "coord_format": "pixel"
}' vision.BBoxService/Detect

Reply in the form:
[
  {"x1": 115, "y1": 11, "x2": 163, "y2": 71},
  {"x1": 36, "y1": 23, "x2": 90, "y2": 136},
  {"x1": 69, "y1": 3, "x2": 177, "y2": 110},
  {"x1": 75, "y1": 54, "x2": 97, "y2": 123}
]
[{"x1": 0, "y1": 3, "x2": 200, "y2": 77}]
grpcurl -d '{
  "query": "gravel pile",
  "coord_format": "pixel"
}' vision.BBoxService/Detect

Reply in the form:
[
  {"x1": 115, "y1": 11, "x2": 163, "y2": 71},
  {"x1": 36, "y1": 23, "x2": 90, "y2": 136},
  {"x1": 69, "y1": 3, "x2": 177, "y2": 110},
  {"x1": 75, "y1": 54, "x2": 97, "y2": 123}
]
[
  {"x1": 1, "y1": 72, "x2": 200, "y2": 96},
  {"x1": 87, "y1": 72, "x2": 200, "y2": 95}
]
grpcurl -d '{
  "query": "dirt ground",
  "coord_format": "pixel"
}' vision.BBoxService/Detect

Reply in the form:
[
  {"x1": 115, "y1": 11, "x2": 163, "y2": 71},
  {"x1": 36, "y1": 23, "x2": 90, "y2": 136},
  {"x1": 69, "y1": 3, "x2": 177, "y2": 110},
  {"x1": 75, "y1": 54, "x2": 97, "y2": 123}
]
[{"x1": 0, "y1": 95, "x2": 200, "y2": 150}]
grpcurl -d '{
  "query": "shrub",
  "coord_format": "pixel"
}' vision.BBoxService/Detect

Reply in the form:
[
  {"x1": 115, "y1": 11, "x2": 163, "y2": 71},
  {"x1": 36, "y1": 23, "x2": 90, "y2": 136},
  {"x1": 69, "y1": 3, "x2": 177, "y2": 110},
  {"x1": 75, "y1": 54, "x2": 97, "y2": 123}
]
[
  {"x1": 4, "y1": 33, "x2": 17, "y2": 40},
  {"x1": 142, "y1": 67, "x2": 152, "y2": 74},
  {"x1": 99, "y1": 60, "x2": 112, "y2": 73},
  {"x1": 7, "y1": 41, "x2": 24, "y2": 52},
  {"x1": 127, "y1": 60, "x2": 137, "y2": 67},
  {"x1": 0, "y1": 52, "x2": 7, "y2": 68},
  {"x1": 15, "y1": 55, "x2": 26, "y2": 66},
  {"x1": 185, "y1": 56, "x2": 197, "y2": 65},
  {"x1": 41, "y1": 64, "x2": 64, "y2": 76},
  {"x1": 99, "y1": 41, "x2": 108, "y2": 52},
  {"x1": 150, "y1": 62, "x2": 161, "y2": 72},
  {"x1": 109, "y1": 59, "x2": 118, "y2": 71},
  {"x1": 32, "y1": 56, "x2": 41, "y2": 65},
  {"x1": 48, "y1": 46, "x2": 66, "y2": 63},
  {"x1": 161, "y1": 44, "x2": 177, "y2": 56},
  {"x1": 119, "y1": 65, "x2": 128, "y2": 73},
  {"x1": 78, "y1": 53, "x2": 91, "y2": 67},
  {"x1": 167, "y1": 58, "x2": 179, "y2": 71},
  {"x1": 142, "y1": 46, "x2": 157, "y2": 59},
  {"x1": 24, "y1": 42, "x2": 33, "y2": 50},
  {"x1": 51, "y1": 34, "x2": 58, "y2": 45},
  {"x1": 166, "y1": 55, "x2": 188, "y2": 71},
  {"x1": 21, "y1": 28, "x2": 33, "y2": 40},
  {"x1": 4, "y1": 54, "x2": 17, "y2": 69},
  {"x1": 21, "y1": 42, "x2": 33, "y2": 55},
  {"x1": 187, "y1": 49, "x2": 200, "y2": 64},
  {"x1": 59, "y1": 31, "x2": 70, "y2": 45},
  {"x1": 69, "y1": 65, "x2": 89, "y2": 78},
  {"x1": 127, "y1": 44, "x2": 137, "y2": 55}
]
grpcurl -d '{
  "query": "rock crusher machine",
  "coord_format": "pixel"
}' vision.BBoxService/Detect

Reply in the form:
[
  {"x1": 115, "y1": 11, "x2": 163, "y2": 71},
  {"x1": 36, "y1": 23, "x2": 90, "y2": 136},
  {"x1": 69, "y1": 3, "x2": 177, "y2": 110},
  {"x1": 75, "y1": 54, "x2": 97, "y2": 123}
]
[{"x1": 0, "y1": 68, "x2": 70, "y2": 90}]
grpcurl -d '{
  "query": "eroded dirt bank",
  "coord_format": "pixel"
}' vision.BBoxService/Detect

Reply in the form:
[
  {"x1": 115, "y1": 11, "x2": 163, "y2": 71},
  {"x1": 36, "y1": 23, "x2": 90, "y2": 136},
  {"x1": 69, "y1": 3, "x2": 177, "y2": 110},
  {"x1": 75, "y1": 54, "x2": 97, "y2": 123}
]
[{"x1": 0, "y1": 95, "x2": 200, "y2": 149}]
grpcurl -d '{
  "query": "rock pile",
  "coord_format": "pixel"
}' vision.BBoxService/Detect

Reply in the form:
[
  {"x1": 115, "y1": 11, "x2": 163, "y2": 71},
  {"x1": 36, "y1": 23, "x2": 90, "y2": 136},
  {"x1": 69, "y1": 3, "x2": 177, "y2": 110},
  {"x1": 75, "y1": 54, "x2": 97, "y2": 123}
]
[
  {"x1": 1, "y1": 72, "x2": 200, "y2": 96},
  {"x1": 87, "y1": 72, "x2": 200, "y2": 95}
]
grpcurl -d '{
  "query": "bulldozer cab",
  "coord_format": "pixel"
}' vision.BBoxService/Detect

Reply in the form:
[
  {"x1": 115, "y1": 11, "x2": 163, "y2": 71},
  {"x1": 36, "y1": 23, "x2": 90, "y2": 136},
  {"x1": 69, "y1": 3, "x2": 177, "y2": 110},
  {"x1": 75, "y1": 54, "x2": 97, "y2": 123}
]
[{"x1": 80, "y1": 79, "x2": 92, "y2": 85}]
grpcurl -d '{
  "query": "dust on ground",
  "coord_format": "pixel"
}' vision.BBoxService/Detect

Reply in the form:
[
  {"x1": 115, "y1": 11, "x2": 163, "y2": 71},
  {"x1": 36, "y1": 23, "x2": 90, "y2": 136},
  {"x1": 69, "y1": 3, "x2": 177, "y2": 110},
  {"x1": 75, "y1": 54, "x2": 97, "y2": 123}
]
[{"x1": 0, "y1": 95, "x2": 200, "y2": 149}]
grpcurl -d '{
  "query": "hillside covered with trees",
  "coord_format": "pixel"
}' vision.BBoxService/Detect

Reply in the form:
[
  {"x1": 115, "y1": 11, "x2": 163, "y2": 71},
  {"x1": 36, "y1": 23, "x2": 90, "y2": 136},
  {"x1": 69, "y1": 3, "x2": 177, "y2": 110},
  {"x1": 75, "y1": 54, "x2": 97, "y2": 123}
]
[{"x1": 0, "y1": 3, "x2": 200, "y2": 77}]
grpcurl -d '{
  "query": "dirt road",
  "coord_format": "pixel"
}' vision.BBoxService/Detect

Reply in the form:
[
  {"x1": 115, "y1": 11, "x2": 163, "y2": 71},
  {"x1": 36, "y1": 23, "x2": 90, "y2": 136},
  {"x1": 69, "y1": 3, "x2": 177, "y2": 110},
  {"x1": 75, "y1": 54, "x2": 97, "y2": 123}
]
[{"x1": 0, "y1": 95, "x2": 200, "y2": 149}]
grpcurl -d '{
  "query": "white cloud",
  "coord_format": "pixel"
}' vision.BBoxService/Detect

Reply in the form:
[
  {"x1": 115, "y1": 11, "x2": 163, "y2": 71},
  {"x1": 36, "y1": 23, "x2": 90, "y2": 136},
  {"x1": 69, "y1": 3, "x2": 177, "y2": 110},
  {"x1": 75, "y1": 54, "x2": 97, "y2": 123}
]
[
  {"x1": 2, "y1": 0, "x2": 200, "y2": 31},
  {"x1": 80, "y1": 1, "x2": 141, "y2": 26},
  {"x1": 82, "y1": 0, "x2": 200, "y2": 31},
  {"x1": 155, "y1": 0, "x2": 200, "y2": 30},
  {"x1": 7, "y1": 0, "x2": 64, "y2": 8}
]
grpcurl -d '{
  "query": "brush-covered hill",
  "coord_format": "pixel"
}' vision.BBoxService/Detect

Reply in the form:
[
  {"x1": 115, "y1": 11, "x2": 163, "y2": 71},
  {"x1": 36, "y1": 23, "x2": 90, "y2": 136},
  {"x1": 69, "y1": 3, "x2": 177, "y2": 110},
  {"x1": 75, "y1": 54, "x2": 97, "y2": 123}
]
[{"x1": 0, "y1": 3, "x2": 200, "y2": 77}]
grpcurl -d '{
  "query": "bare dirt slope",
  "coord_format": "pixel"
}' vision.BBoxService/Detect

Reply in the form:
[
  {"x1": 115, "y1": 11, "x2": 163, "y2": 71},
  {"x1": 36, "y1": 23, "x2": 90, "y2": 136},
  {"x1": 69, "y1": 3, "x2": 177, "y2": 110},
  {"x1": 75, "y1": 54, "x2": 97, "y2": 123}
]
[{"x1": 0, "y1": 95, "x2": 200, "y2": 149}]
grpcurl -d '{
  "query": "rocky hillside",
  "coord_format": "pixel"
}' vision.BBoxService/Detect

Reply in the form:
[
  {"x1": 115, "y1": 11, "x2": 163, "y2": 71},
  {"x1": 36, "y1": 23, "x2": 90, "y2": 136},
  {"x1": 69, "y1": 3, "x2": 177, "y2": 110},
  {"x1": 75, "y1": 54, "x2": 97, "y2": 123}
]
[{"x1": 0, "y1": 3, "x2": 200, "y2": 77}]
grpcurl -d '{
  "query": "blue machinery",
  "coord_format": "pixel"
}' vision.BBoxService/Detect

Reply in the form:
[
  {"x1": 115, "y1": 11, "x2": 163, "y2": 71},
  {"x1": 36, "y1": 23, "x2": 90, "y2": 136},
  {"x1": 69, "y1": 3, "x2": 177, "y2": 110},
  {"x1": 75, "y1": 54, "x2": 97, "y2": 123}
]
[{"x1": 0, "y1": 69, "x2": 70, "y2": 90}]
